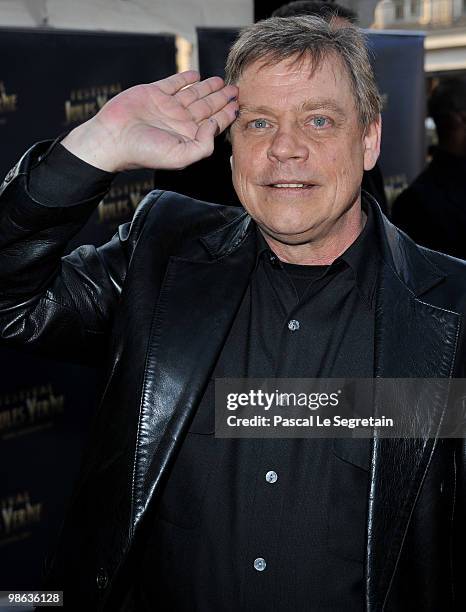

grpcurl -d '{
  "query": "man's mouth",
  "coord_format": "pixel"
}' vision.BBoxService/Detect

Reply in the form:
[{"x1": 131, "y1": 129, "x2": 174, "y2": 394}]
[
  {"x1": 266, "y1": 182, "x2": 316, "y2": 189},
  {"x1": 269, "y1": 183, "x2": 311, "y2": 188}
]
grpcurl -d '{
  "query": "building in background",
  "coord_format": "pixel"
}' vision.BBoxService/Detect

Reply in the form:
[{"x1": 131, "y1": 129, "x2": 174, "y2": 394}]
[
  {"x1": 3, "y1": 1, "x2": 463, "y2": 80},
  {"x1": 371, "y1": 0, "x2": 466, "y2": 77},
  {"x1": 364, "y1": 0, "x2": 466, "y2": 156},
  {"x1": 258, "y1": 0, "x2": 466, "y2": 79}
]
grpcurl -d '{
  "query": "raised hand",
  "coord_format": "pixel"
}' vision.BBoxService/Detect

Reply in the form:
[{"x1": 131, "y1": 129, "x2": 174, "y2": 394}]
[{"x1": 61, "y1": 71, "x2": 239, "y2": 173}]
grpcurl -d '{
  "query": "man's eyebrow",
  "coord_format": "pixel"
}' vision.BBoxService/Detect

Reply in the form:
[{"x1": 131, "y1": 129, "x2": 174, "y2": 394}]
[
  {"x1": 300, "y1": 98, "x2": 347, "y2": 116},
  {"x1": 238, "y1": 105, "x2": 275, "y2": 115},
  {"x1": 238, "y1": 99, "x2": 347, "y2": 117}
]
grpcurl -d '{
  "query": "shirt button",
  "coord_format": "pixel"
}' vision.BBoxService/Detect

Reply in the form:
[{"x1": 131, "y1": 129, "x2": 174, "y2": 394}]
[
  {"x1": 254, "y1": 557, "x2": 267, "y2": 571},
  {"x1": 288, "y1": 319, "x2": 300, "y2": 331},
  {"x1": 265, "y1": 470, "x2": 278, "y2": 483}
]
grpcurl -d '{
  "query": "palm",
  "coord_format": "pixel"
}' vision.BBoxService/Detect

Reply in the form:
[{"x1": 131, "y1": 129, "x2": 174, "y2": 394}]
[{"x1": 93, "y1": 71, "x2": 238, "y2": 171}]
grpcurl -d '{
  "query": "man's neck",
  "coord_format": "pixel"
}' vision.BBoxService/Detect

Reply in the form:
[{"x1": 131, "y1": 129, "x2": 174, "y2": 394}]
[{"x1": 259, "y1": 206, "x2": 367, "y2": 266}]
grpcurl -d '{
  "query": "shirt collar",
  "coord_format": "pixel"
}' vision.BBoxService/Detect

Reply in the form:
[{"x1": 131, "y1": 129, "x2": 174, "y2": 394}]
[{"x1": 253, "y1": 194, "x2": 380, "y2": 308}]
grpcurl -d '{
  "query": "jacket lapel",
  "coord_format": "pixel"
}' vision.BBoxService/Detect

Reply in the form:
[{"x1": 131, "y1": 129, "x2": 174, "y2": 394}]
[
  {"x1": 366, "y1": 203, "x2": 462, "y2": 610},
  {"x1": 131, "y1": 211, "x2": 256, "y2": 527}
]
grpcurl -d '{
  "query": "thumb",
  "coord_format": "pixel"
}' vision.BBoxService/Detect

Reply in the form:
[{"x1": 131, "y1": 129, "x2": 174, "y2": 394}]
[{"x1": 194, "y1": 118, "x2": 218, "y2": 156}]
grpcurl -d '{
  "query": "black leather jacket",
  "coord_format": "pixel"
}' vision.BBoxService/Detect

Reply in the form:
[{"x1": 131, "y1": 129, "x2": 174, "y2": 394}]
[{"x1": 1, "y1": 142, "x2": 465, "y2": 611}]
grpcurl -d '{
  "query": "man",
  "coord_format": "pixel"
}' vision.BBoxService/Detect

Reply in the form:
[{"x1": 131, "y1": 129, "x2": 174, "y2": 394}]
[
  {"x1": 392, "y1": 78, "x2": 466, "y2": 259},
  {"x1": 0, "y1": 16, "x2": 464, "y2": 612}
]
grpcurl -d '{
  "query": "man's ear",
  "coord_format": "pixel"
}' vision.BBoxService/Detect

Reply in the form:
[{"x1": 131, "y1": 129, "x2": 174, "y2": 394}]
[{"x1": 363, "y1": 114, "x2": 381, "y2": 171}]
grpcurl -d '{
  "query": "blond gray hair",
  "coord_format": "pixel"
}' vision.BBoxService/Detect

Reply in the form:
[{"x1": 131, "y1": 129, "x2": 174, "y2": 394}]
[{"x1": 225, "y1": 15, "x2": 381, "y2": 128}]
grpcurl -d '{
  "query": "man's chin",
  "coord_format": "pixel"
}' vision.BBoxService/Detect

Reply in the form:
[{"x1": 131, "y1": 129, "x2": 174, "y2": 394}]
[{"x1": 257, "y1": 222, "x2": 322, "y2": 246}]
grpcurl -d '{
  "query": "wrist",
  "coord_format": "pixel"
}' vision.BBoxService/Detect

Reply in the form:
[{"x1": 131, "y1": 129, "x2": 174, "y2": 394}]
[{"x1": 61, "y1": 118, "x2": 121, "y2": 173}]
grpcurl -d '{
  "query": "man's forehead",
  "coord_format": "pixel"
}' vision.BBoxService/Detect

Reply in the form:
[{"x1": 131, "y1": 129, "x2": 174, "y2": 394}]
[
  {"x1": 236, "y1": 52, "x2": 354, "y2": 110},
  {"x1": 239, "y1": 97, "x2": 348, "y2": 118},
  {"x1": 237, "y1": 51, "x2": 351, "y2": 89}
]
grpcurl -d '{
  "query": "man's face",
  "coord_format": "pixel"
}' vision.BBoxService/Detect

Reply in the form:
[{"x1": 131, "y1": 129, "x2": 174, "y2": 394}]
[{"x1": 230, "y1": 53, "x2": 380, "y2": 246}]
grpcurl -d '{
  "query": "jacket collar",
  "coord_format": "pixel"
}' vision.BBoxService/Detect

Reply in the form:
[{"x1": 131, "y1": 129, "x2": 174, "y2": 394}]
[
  {"x1": 200, "y1": 208, "x2": 252, "y2": 259},
  {"x1": 198, "y1": 193, "x2": 446, "y2": 298},
  {"x1": 366, "y1": 192, "x2": 446, "y2": 297}
]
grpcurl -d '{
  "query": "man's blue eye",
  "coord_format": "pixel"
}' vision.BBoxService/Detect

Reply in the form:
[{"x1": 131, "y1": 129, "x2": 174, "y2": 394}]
[
  {"x1": 252, "y1": 119, "x2": 268, "y2": 128},
  {"x1": 312, "y1": 116, "x2": 328, "y2": 128}
]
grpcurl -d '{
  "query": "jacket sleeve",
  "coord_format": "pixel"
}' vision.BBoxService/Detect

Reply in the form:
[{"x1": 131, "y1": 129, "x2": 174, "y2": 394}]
[{"x1": 0, "y1": 141, "x2": 154, "y2": 366}]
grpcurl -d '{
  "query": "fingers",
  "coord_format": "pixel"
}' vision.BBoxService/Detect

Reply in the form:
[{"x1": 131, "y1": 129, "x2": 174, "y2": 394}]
[
  {"x1": 156, "y1": 70, "x2": 201, "y2": 95},
  {"x1": 195, "y1": 118, "x2": 219, "y2": 152},
  {"x1": 171, "y1": 99, "x2": 238, "y2": 167},
  {"x1": 209, "y1": 99, "x2": 239, "y2": 135},
  {"x1": 187, "y1": 84, "x2": 238, "y2": 123},
  {"x1": 175, "y1": 76, "x2": 226, "y2": 106},
  {"x1": 194, "y1": 99, "x2": 238, "y2": 154},
  {"x1": 154, "y1": 71, "x2": 238, "y2": 125}
]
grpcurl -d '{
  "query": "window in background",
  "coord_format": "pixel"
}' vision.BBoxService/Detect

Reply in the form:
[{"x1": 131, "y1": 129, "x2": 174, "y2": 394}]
[
  {"x1": 394, "y1": 0, "x2": 405, "y2": 20},
  {"x1": 411, "y1": 0, "x2": 421, "y2": 18}
]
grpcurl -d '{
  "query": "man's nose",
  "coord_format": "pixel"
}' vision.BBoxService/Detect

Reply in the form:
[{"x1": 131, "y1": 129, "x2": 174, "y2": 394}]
[{"x1": 267, "y1": 126, "x2": 309, "y2": 163}]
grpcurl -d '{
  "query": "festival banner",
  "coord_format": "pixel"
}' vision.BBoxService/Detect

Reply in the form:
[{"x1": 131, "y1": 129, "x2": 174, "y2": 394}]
[{"x1": 0, "y1": 27, "x2": 175, "y2": 590}]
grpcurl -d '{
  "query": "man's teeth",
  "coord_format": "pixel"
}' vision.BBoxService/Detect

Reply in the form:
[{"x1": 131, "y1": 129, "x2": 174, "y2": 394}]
[{"x1": 272, "y1": 183, "x2": 307, "y2": 188}]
